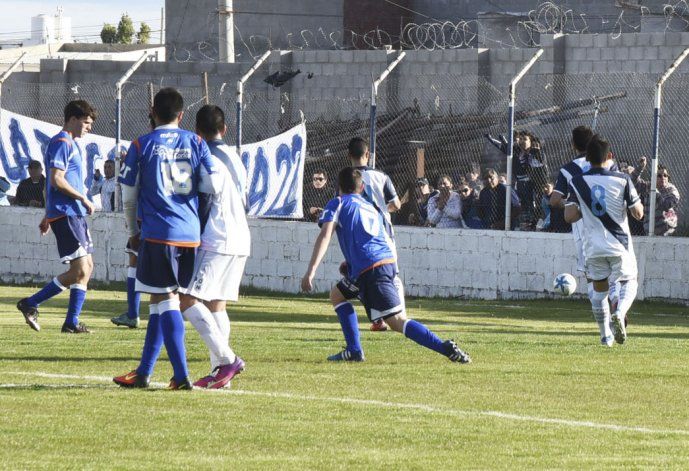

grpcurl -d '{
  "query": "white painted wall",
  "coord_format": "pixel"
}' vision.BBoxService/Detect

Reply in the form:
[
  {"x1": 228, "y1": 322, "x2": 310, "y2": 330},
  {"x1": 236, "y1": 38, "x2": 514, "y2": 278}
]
[{"x1": 1, "y1": 207, "x2": 688, "y2": 302}]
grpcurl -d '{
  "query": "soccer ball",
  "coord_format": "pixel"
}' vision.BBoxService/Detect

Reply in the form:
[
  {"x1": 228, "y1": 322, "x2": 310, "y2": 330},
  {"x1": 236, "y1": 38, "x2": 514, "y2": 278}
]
[{"x1": 553, "y1": 273, "x2": 577, "y2": 296}]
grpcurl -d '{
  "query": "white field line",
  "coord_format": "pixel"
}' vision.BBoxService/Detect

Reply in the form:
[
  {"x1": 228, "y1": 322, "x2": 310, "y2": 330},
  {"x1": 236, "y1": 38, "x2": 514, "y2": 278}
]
[{"x1": 4, "y1": 371, "x2": 689, "y2": 436}]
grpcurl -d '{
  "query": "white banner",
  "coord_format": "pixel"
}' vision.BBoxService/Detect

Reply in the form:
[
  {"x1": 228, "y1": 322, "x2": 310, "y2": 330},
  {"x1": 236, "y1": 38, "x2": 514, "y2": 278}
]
[
  {"x1": 0, "y1": 108, "x2": 127, "y2": 195},
  {"x1": 240, "y1": 123, "x2": 306, "y2": 219},
  {"x1": 0, "y1": 109, "x2": 306, "y2": 219}
]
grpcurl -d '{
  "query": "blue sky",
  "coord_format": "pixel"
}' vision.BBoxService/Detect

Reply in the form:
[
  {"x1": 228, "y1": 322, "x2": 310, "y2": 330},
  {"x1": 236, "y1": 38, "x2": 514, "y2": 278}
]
[{"x1": 0, "y1": 1, "x2": 164, "y2": 42}]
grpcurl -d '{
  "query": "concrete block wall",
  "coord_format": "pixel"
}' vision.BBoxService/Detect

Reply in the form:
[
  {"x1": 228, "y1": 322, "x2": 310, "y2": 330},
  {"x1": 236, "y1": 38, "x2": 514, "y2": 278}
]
[{"x1": 2, "y1": 207, "x2": 688, "y2": 303}]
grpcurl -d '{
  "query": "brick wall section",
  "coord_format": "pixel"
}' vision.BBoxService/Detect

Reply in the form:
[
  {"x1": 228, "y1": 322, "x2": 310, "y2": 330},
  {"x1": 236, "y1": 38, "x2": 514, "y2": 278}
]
[{"x1": 2, "y1": 207, "x2": 688, "y2": 302}]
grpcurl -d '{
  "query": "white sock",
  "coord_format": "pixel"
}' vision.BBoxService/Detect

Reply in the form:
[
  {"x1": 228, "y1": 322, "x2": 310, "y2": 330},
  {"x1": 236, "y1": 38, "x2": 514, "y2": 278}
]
[
  {"x1": 615, "y1": 279, "x2": 638, "y2": 320},
  {"x1": 586, "y1": 282, "x2": 595, "y2": 302},
  {"x1": 183, "y1": 303, "x2": 236, "y2": 370},
  {"x1": 590, "y1": 290, "x2": 612, "y2": 342},
  {"x1": 211, "y1": 310, "x2": 231, "y2": 344}
]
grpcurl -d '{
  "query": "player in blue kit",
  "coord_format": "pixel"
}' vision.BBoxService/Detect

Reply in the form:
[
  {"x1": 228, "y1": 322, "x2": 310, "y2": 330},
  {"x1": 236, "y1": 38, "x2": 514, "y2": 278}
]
[
  {"x1": 17, "y1": 100, "x2": 97, "y2": 333},
  {"x1": 301, "y1": 167, "x2": 471, "y2": 363},
  {"x1": 113, "y1": 88, "x2": 220, "y2": 390}
]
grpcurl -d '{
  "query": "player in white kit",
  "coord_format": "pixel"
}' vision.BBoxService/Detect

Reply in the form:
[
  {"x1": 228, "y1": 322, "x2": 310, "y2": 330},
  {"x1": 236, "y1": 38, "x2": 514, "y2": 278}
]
[
  {"x1": 565, "y1": 135, "x2": 643, "y2": 346},
  {"x1": 180, "y1": 105, "x2": 250, "y2": 388}
]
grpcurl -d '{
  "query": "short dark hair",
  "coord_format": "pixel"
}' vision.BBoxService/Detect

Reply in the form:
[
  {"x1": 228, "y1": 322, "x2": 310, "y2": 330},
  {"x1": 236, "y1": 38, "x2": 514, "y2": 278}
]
[
  {"x1": 483, "y1": 168, "x2": 498, "y2": 180},
  {"x1": 338, "y1": 167, "x2": 363, "y2": 194},
  {"x1": 64, "y1": 100, "x2": 97, "y2": 122},
  {"x1": 313, "y1": 169, "x2": 328, "y2": 178},
  {"x1": 28, "y1": 160, "x2": 42, "y2": 170},
  {"x1": 195, "y1": 105, "x2": 225, "y2": 137},
  {"x1": 437, "y1": 174, "x2": 452, "y2": 186},
  {"x1": 572, "y1": 126, "x2": 593, "y2": 152},
  {"x1": 586, "y1": 134, "x2": 610, "y2": 165},
  {"x1": 104, "y1": 160, "x2": 115, "y2": 167},
  {"x1": 348, "y1": 137, "x2": 368, "y2": 159},
  {"x1": 153, "y1": 87, "x2": 184, "y2": 124}
]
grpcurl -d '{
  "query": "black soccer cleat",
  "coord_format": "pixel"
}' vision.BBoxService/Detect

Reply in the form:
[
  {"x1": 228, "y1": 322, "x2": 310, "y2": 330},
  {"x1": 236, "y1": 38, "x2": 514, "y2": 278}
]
[
  {"x1": 17, "y1": 298, "x2": 40, "y2": 332},
  {"x1": 113, "y1": 370, "x2": 151, "y2": 388},
  {"x1": 61, "y1": 322, "x2": 91, "y2": 334},
  {"x1": 168, "y1": 377, "x2": 194, "y2": 390},
  {"x1": 444, "y1": 340, "x2": 471, "y2": 364}
]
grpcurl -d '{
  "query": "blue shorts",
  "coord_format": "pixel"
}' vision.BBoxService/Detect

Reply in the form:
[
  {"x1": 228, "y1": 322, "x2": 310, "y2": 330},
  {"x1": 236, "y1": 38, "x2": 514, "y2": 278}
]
[
  {"x1": 135, "y1": 240, "x2": 196, "y2": 294},
  {"x1": 50, "y1": 216, "x2": 93, "y2": 264},
  {"x1": 355, "y1": 263, "x2": 404, "y2": 322}
]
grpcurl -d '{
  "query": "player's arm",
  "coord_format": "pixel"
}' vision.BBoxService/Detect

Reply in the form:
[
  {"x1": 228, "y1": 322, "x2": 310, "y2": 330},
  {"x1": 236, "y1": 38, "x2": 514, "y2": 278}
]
[
  {"x1": 384, "y1": 176, "x2": 401, "y2": 213},
  {"x1": 301, "y1": 221, "x2": 336, "y2": 292},
  {"x1": 50, "y1": 168, "x2": 94, "y2": 214},
  {"x1": 629, "y1": 201, "x2": 643, "y2": 221},
  {"x1": 197, "y1": 140, "x2": 222, "y2": 195},
  {"x1": 550, "y1": 171, "x2": 568, "y2": 208},
  {"x1": 564, "y1": 183, "x2": 582, "y2": 223},
  {"x1": 624, "y1": 175, "x2": 644, "y2": 221}
]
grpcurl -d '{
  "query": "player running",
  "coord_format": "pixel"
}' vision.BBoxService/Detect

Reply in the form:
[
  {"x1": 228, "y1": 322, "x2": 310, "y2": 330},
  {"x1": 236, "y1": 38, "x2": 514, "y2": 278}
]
[
  {"x1": 338, "y1": 137, "x2": 401, "y2": 332},
  {"x1": 17, "y1": 100, "x2": 97, "y2": 333},
  {"x1": 301, "y1": 167, "x2": 471, "y2": 363},
  {"x1": 113, "y1": 88, "x2": 220, "y2": 390},
  {"x1": 550, "y1": 126, "x2": 621, "y2": 311},
  {"x1": 179, "y1": 105, "x2": 249, "y2": 389},
  {"x1": 565, "y1": 135, "x2": 643, "y2": 346}
]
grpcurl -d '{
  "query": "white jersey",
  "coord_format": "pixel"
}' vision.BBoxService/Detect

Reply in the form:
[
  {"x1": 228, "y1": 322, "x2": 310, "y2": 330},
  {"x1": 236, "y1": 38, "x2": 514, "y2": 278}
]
[
  {"x1": 566, "y1": 168, "x2": 640, "y2": 260},
  {"x1": 200, "y1": 140, "x2": 251, "y2": 256},
  {"x1": 355, "y1": 165, "x2": 398, "y2": 224}
]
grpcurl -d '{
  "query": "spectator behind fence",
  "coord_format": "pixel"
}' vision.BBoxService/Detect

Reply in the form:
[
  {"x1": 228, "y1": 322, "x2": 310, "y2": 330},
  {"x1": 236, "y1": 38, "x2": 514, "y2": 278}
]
[
  {"x1": 458, "y1": 182, "x2": 482, "y2": 229},
  {"x1": 303, "y1": 169, "x2": 333, "y2": 222},
  {"x1": 427, "y1": 175, "x2": 463, "y2": 228},
  {"x1": 465, "y1": 165, "x2": 482, "y2": 192},
  {"x1": 537, "y1": 182, "x2": 553, "y2": 231},
  {"x1": 0, "y1": 176, "x2": 11, "y2": 206},
  {"x1": 623, "y1": 157, "x2": 647, "y2": 235},
  {"x1": 633, "y1": 162, "x2": 680, "y2": 236},
  {"x1": 515, "y1": 131, "x2": 548, "y2": 229},
  {"x1": 400, "y1": 177, "x2": 435, "y2": 226},
  {"x1": 13, "y1": 160, "x2": 45, "y2": 208},
  {"x1": 478, "y1": 168, "x2": 520, "y2": 230},
  {"x1": 89, "y1": 159, "x2": 121, "y2": 212}
]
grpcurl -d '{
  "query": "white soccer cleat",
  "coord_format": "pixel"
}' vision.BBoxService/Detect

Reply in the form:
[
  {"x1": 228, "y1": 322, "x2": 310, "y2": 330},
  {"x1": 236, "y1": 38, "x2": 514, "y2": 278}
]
[{"x1": 611, "y1": 313, "x2": 627, "y2": 345}]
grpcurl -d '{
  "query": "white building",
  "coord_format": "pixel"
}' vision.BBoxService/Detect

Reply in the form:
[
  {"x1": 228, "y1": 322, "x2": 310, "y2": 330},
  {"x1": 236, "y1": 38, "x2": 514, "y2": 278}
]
[{"x1": 27, "y1": 7, "x2": 72, "y2": 45}]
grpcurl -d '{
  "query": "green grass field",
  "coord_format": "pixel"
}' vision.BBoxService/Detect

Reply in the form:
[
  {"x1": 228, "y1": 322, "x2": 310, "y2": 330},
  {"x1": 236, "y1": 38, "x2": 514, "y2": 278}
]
[{"x1": 1, "y1": 285, "x2": 688, "y2": 469}]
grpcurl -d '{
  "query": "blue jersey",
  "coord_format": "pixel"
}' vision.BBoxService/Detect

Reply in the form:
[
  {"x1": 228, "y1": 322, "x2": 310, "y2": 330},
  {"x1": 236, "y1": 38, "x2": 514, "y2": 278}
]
[
  {"x1": 319, "y1": 193, "x2": 395, "y2": 280},
  {"x1": 119, "y1": 125, "x2": 217, "y2": 246},
  {"x1": 45, "y1": 131, "x2": 87, "y2": 220}
]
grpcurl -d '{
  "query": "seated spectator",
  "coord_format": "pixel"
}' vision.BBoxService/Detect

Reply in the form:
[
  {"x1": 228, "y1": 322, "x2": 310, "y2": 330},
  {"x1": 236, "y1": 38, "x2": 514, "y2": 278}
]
[
  {"x1": 89, "y1": 159, "x2": 120, "y2": 212},
  {"x1": 478, "y1": 168, "x2": 520, "y2": 230},
  {"x1": 303, "y1": 169, "x2": 333, "y2": 222},
  {"x1": 13, "y1": 160, "x2": 45, "y2": 208},
  {"x1": 634, "y1": 162, "x2": 680, "y2": 236},
  {"x1": 0, "y1": 176, "x2": 11, "y2": 206},
  {"x1": 537, "y1": 182, "x2": 553, "y2": 231},
  {"x1": 458, "y1": 183, "x2": 483, "y2": 229},
  {"x1": 427, "y1": 175, "x2": 463, "y2": 228}
]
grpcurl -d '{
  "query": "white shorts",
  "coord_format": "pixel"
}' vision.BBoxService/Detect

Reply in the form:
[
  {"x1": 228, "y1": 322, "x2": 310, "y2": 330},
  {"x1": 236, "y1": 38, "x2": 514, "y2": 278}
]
[
  {"x1": 181, "y1": 250, "x2": 247, "y2": 302},
  {"x1": 586, "y1": 254, "x2": 637, "y2": 284}
]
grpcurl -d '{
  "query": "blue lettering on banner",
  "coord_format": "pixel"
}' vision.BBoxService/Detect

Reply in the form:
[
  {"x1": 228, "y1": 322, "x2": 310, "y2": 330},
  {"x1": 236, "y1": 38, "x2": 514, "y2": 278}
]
[{"x1": 248, "y1": 146, "x2": 270, "y2": 214}]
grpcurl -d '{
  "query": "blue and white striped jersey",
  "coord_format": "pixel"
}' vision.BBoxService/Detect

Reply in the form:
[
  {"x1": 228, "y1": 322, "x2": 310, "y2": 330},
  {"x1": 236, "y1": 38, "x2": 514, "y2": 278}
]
[{"x1": 566, "y1": 168, "x2": 641, "y2": 259}]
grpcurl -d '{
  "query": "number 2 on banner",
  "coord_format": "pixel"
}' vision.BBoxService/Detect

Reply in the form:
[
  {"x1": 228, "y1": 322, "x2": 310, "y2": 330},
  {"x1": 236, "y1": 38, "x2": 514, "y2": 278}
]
[{"x1": 161, "y1": 159, "x2": 193, "y2": 195}]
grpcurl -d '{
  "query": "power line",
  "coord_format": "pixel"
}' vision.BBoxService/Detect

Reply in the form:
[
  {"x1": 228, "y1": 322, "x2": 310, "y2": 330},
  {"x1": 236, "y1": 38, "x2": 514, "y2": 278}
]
[{"x1": 0, "y1": 17, "x2": 160, "y2": 38}]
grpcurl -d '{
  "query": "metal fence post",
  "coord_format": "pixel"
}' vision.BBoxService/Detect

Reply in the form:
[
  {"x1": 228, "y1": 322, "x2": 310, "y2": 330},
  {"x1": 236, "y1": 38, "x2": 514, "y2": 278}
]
[
  {"x1": 236, "y1": 50, "x2": 271, "y2": 156},
  {"x1": 505, "y1": 49, "x2": 544, "y2": 231},
  {"x1": 649, "y1": 46, "x2": 689, "y2": 236},
  {"x1": 114, "y1": 52, "x2": 152, "y2": 210},
  {"x1": 370, "y1": 50, "x2": 405, "y2": 169}
]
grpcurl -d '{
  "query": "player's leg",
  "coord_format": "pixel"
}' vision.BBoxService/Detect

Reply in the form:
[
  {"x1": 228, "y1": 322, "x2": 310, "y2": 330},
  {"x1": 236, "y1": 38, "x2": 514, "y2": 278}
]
[
  {"x1": 57, "y1": 254, "x2": 93, "y2": 333},
  {"x1": 609, "y1": 255, "x2": 638, "y2": 344},
  {"x1": 114, "y1": 301, "x2": 161, "y2": 388},
  {"x1": 326, "y1": 281, "x2": 364, "y2": 361},
  {"x1": 112, "y1": 251, "x2": 141, "y2": 328},
  {"x1": 587, "y1": 257, "x2": 614, "y2": 346}
]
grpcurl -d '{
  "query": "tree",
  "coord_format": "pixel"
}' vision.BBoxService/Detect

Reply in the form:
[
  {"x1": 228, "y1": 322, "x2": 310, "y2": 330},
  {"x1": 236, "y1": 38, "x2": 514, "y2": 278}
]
[
  {"x1": 116, "y1": 14, "x2": 135, "y2": 44},
  {"x1": 137, "y1": 22, "x2": 151, "y2": 44},
  {"x1": 100, "y1": 24, "x2": 117, "y2": 44}
]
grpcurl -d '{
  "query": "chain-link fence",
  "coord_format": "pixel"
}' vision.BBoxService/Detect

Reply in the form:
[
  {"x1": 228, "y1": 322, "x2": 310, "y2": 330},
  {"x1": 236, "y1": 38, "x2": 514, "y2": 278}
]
[{"x1": 1, "y1": 70, "x2": 688, "y2": 236}]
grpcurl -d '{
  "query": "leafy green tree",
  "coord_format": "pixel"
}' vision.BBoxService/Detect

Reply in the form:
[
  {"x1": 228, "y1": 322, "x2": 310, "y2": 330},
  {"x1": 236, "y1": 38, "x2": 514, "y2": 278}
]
[
  {"x1": 116, "y1": 14, "x2": 135, "y2": 44},
  {"x1": 137, "y1": 22, "x2": 151, "y2": 44},
  {"x1": 100, "y1": 24, "x2": 117, "y2": 44}
]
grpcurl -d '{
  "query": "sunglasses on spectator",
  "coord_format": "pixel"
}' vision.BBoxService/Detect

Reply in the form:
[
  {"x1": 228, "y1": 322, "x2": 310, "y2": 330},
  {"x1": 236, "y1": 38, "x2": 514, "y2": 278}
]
[
  {"x1": 312, "y1": 177, "x2": 325, "y2": 181},
  {"x1": 460, "y1": 188, "x2": 470, "y2": 194},
  {"x1": 658, "y1": 173, "x2": 669, "y2": 178}
]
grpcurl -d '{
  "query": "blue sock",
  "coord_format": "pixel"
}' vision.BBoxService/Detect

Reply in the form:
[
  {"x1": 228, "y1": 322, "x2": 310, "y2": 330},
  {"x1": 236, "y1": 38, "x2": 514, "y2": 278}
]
[
  {"x1": 126, "y1": 267, "x2": 141, "y2": 320},
  {"x1": 403, "y1": 319, "x2": 446, "y2": 355},
  {"x1": 159, "y1": 299, "x2": 189, "y2": 382},
  {"x1": 334, "y1": 302, "x2": 362, "y2": 354},
  {"x1": 26, "y1": 278, "x2": 66, "y2": 307},
  {"x1": 64, "y1": 284, "x2": 87, "y2": 328},
  {"x1": 137, "y1": 304, "x2": 162, "y2": 377}
]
